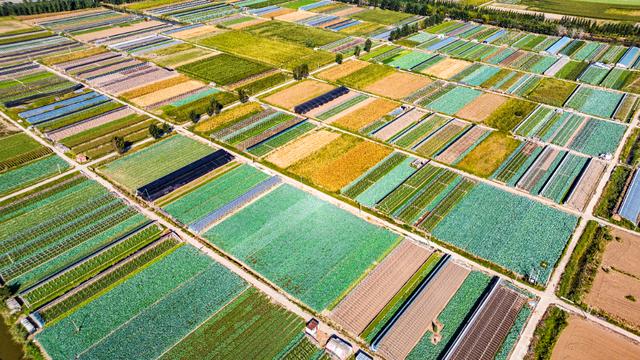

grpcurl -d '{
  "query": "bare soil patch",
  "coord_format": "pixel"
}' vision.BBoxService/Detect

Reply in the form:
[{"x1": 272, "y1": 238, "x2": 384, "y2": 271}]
[
  {"x1": 317, "y1": 60, "x2": 370, "y2": 82},
  {"x1": 332, "y1": 98, "x2": 398, "y2": 131},
  {"x1": 263, "y1": 80, "x2": 334, "y2": 109},
  {"x1": 364, "y1": 72, "x2": 432, "y2": 100},
  {"x1": 456, "y1": 93, "x2": 508, "y2": 123},
  {"x1": 421, "y1": 58, "x2": 472, "y2": 79},
  {"x1": 551, "y1": 314, "x2": 640, "y2": 360},
  {"x1": 266, "y1": 129, "x2": 340, "y2": 168}
]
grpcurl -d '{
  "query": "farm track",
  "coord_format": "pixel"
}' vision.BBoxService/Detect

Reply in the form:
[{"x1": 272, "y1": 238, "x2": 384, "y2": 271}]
[{"x1": 4, "y1": 15, "x2": 640, "y2": 359}]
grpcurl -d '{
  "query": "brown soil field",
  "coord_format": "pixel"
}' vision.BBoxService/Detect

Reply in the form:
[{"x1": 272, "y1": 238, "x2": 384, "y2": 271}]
[
  {"x1": 331, "y1": 240, "x2": 432, "y2": 335},
  {"x1": 120, "y1": 75, "x2": 189, "y2": 99},
  {"x1": 331, "y1": 6, "x2": 366, "y2": 17},
  {"x1": 288, "y1": 135, "x2": 392, "y2": 192},
  {"x1": 266, "y1": 129, "x2": 340, "y2": 168},
  {"x1": 604, "y1": 228, "x2": 640, "y2": 277},
  {"x1": 230, "y1": 18, "x2": 268, "y2": 29},
  {"x1": 551, "y1": 315, "x2": 640, "y2": 360},
  {"x1": 275, "y1": 10, "x2": 316, "y2": 22},
  {"x1": 172, "y1": 25, "x2": 220, "y2": 40},
  {"x1": 421, "y1": 58, "x2": 472, "y2": 79},
  {"x1": 131, "y1": 80, "x2": 204, "y2": 107},
  {"x1": 456, "y1": 93, "x2": 508, "y2": 123},
  {"x1": 258, "y1": 8, "x2": 294, "y2": 18},
  {"x1": 317, "y1": 60, "x2": 370, "y2": 82},
  {"x1": 436, "y1": 126, "x2": 489, "y2": 164},
  {"x1": 566, "y1": 159, "x2": 606, "y2": 211},
  {"x1": 583, "y1": 227, "x2": 640, "y2": 329},
  {"x1": 377, "y1": 261, "x2": 470, "y2": 360},
  {"x1": 586, "y1": 269, "x2": 640, "y2": 328},
  {"x1": 364, "y1": 72, "x2": 432, "y2": 100},
  {"x1": 0, "y1": 20, "x2": 31, "y2": 33},
  {"x1": 75, "y1": 20, "x2": 164, "y2": 42},
  {"x1": 332, "y1": 98, "x2": 398, "y2": 131},
  {"x1": 374, "y1": 108, "x2": 427, "y2": 141},
  {"x1": 194, "y1": 102, "x2": 263, "y2": 133},
  {"x1": 262, "y1": 80, "x2": 334, "y2": 110}
]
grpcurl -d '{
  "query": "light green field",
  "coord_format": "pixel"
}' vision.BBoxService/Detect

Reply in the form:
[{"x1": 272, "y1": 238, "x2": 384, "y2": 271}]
[{"x1": 199, "y1": 30, "x2": 334, "y2": 71}]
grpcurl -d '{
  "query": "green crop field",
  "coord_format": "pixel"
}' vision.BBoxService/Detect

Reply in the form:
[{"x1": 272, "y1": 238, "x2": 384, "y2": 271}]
[
  {"x1": 516, "y1": 0, "x2": 640, "y2": 21},
  {"x1": 99, "y1": 135, "x2": 214, "y2": 191},
  {"x1": 203, "y1": 184, "x2": 398, "y2": 311},
  {"x1": 349, "y1": 8, "x2": 412, "y2": 25},
  {"x1": 163, "y1": 164, "x2": 269, "y2": 225},
  {"x1": 177, "y1": 53, "x2": 272, "y2": 86},
  {"x1": 200, "y1": 30, "x2": 334, "y2": 71},
  {"x1": 245, "y1": 20, "x2": 345, "y2": 47},
  {"x1": 432, "y1": 183, "x2": 578, "y2": 284},
  {"x1": 159, "y1": 288, "x2": 304, "y2": 360},
  {"x1": 37, "y1": 245, "x2": 248, "y2": 360}
]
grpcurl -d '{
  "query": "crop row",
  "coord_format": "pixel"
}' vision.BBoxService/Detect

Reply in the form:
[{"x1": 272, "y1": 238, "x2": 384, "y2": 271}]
[
  {"x1": 343, "y1": 152, "x2": 408, "y2": 199},
  {"x1": 38, "y1": 236, "x2": 180, "y2": 323},
  {"x1": 21, "y1": 224, "x2": 162, "y2": 309}
]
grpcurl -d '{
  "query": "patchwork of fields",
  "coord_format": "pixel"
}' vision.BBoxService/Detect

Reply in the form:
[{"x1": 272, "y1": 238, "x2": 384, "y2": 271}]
[{"x1": 2, "y1": 1, "x2": 640, "y2": 359}]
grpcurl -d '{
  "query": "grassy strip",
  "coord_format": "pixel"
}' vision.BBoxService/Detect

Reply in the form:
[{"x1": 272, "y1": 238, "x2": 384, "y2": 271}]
[
  {"x1": 556, "y1": 221, "x2": 609, "y2": 302},
  {"x1": 238, "y1": 72, "x2": 289, "y2": 96},
  {"x1": 525, "y1": 306, "x2": 568, "y2": 360},
  {"x1": 620, "y1": 127, "x2": 640, "y2": 167},
  {"x1": 594, "y1": 166, "x2": 635, "y2": 227},
  {"x1": 361, "y1": 253, "x2": 442, "y2": 342}
]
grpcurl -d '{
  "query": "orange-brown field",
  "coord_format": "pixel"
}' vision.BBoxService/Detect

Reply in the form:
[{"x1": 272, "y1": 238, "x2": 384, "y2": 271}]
[
  {"x1": 266, "y1": 129, "x2": 340, "y2": 168},
  {"x1": 287, "y1": 134, "x2": 392, "y2": 192},
  {"x1": 551, "y1": 314, "x2": 640, "y2": 360},
  {"x1": 364, "y1": 72, "x2": 432, "y2": 100},
  {"x1": 193, "y1": 102, "x2": 263, "y2": 133},
  {"x1": 421, "y1": 58, "x2": 472, "y2": 79},
  {"x1": 456, "y1": 93, "x2": 508, "y2": 123},
  {"x1": 331, "y1": 98, "x2": 398, "y2": 131},
  {"x1": 317, "y1": 60, "x2": 370, "y2": 82},
  {"x1": 262, "y1": 80, "x2": 335, "y2": 110},
  {"x1": 585, "y1": 228, "x2": 640, "y2": 330}
]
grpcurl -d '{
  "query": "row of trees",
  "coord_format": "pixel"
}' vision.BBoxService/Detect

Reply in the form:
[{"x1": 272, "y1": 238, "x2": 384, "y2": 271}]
[
  {"x1": 336, "y1": 0, "x2": 640, "y2": 45},
  {"x1": 0, "y1": 0, "x2": 99, "y2": 16}
]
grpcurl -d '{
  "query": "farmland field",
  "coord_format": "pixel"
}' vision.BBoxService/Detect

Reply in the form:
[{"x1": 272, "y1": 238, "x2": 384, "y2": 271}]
[
  {"x1": 456, "y1": 132, "x2": 521, "y2": 177},
  {"x1": 177, "y1": 53, "x2": 272, "y2": 86},
  {"x1": 203, "y1": 184, "x2": 398, "y2": 310},
  {"x1": 200, "y1": 30, "x2": 334, "y2": 70},
  {"x1": 99, "y1": 135, "x2": 214, "y2": 191},
  {"x1": 514, "y1": 0, "x2": 640, "y2": 21},
  {"x1": 433, "y1": 183, "x2": 578, "y2": 283}
]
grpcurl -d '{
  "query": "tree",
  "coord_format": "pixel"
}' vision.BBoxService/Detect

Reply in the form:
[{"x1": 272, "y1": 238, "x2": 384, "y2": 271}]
[
  {"x1": 148, "y1": 123, "x2": 163, "y2": 139},
  {"x1": 189, "y1": 110, "x2": 199, "y2": 123},
  {"x1": 354, "y1": 46, "x2": 361, "y2": 57},
  {"x1": 335, "y1": 53, "x2": 343, "y2": 64},
  {"x1": 210, "y1": 98, "x2": 223, "y2": 115},
  {"x1": 364, "y1": 38, "x2": 372, "y2": 52},
  {"x1": 293, "y1": 64, "x2": 310, "y2": 80},
  {"x1": 112, "y1": 136, "x2": 126, "y2": 154},
  {"x1": 238, "y1": 89, "x2": 249, "y2": 103},
  {"x1": 161, "y1": 123, "x2": 172, "y2": 134}
]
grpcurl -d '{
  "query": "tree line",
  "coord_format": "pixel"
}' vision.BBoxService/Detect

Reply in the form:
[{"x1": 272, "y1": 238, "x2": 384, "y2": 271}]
[
  {"x1": 336, "y1": 0, "x2": 640, "y2": 45},
  {"x1": 0, "y1": 0, "x2": 99, "y2": 16}
]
